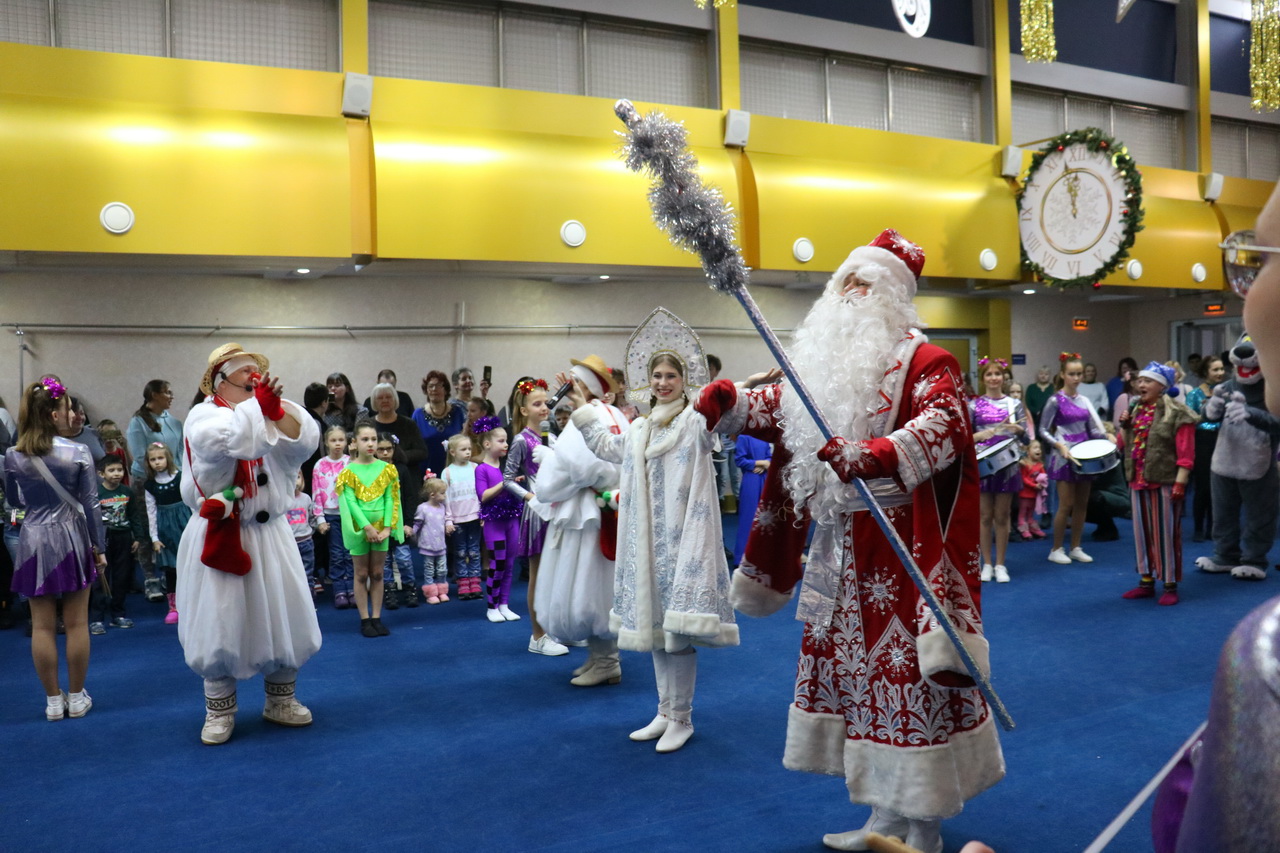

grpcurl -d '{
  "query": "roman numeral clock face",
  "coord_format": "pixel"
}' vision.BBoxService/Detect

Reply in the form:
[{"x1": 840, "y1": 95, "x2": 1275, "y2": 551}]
[{"x1": 1018, "y1": 136, "x2": 1138, "y2": 287}]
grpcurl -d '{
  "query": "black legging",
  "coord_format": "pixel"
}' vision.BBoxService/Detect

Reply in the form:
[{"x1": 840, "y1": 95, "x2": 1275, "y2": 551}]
[{"x1": 1192, "y1": 428, "x2": 1218, "y2": 537}]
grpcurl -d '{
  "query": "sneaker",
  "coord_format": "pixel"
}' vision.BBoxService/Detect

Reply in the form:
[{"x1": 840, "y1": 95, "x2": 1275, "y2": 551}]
[
  {"x1": 311, "y1": 580, "x2": 325, "y2": 595},
  {"x1": 201, "y1": 710, "x2": 236, "y2": 745},
  {"x1": 110, "y1": 616, "x2": 134, "y2": 629},
  {"x1": 993, "y1": 565, "x2": 1010, "y2": 583},
  {"x1": 46, "y1": 691, "x2": 67, "y2": 721},
  {"x1": 485, "y1": 608, "x2": 506, "y2": 623},
  {"x1": 1068, "y1": 547, "x2": 1093, "y2": 563},
  {"x1": 1047, "y1": 548, "x2": 1072, "y2": 565},
  {"x1": 528, "y1": 634, "x2": 570, "y2": 656},
  {"x1": 498, "y1": 605, "x2": 521, "y2": 622},
  {"x1": 980, "y1": 564, "x2": 993, "y2": 582},
  {"x1": 89, "y1": 621, "x2": 106, "y2": 635},
  {"x1": 384, "y1": 588, "x2": 400, "y2": 611},
  {"x1": 144, "y1": 577, "x2": 166, "y2": 603},
  {"x1": 67, "y1": 690, "x2": 92, "y2": 718},
  {"x1": 403, "y1": 585, "x2": 420, "y2": 608}
]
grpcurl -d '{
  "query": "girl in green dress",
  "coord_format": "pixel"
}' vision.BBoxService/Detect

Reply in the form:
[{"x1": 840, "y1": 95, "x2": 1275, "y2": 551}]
[{"x1": 334, "y1": 420, "x2": 404, "y2": 637}]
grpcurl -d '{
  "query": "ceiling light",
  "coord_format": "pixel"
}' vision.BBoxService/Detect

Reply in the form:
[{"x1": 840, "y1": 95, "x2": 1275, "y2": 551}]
[
  {"x1": 1022, "y1": 288, "x2": 1036, "y2": 295},
  {"x1": 296, "y1": 268, "x2": 310, "y2": 275}
]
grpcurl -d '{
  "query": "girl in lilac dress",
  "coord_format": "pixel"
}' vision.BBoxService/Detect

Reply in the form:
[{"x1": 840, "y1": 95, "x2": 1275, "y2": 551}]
[
  {"x1": 969, "y1": 358, "x2": 1029, "y2": 583},
  {"x1": 474, "y1": 417, "x2": 523, "y2": 624},
  {"x1": 1038, "y1": 353, "x2": 1113, "y2": 565},
  {"x1": 502, "y1": 378, "x2": 566, "y2": 656},
  {"x1": 4, "y1": 378, "x2": 106, "y2": 721}
]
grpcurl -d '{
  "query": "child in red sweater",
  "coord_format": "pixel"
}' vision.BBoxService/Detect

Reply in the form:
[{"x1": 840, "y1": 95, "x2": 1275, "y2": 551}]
[{"x1": 1017, "y1": 440, "x2": 1048, "y2": 539}]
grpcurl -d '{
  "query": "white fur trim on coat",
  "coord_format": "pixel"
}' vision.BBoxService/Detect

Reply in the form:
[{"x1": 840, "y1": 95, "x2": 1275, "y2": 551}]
[
  {"x1": 918, "y1": 626, "x2": 990, "y2": 683},
  {"x1": 715, "y1": 389, "x2": 749, "y2": 436},
  {"x1": 783, "y1": 705, "x2": 1006, "y2": 820},
  {"x1": 730, "y1": 567, "x2": 793, "y2": 618}
]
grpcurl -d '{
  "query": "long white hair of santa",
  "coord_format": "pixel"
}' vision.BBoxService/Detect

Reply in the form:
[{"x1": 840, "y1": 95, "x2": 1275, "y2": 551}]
[{"x1": 778, "y1": 251, "x2": 922, "y2": 527}]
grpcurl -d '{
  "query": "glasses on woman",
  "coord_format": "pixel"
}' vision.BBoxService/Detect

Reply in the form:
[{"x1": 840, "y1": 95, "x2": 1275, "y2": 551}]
[{"x1": 1220, "y1": 230, "x2": 1280, "y2": 297}]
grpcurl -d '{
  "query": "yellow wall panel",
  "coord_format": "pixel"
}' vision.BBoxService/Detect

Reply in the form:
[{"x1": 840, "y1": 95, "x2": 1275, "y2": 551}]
[
  {"x1": 0, "y1": 94, "x2": 352, "y2": 256},
  {"x1": 372, "y1": 81, "x2": 739, "y2": 266},
  {"x1": 745, "y1": 117, "x2": 1020, "y2": 280}
]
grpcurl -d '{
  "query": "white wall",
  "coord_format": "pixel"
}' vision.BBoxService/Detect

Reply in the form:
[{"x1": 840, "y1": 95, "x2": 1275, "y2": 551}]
[
  {"x1": 1008, "y1": 289, "x2": 1132, "y2": 386},
  {"x1": 0, "y1": 271, "x2": 817, "y2": 426}
]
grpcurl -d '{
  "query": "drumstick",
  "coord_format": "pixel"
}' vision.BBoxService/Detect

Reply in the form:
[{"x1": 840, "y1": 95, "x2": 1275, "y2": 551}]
[{"x1": 866, "y1": 833, "x2": 921, "y2": 853}]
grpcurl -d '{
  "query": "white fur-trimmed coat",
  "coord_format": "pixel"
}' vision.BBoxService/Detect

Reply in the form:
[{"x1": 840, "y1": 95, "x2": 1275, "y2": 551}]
[{"x1": 573, "y1": 402, "x2": 738, "y2": 653}]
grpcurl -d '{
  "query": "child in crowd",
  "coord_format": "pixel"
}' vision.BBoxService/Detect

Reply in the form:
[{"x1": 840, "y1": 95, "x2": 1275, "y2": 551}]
[
  {"x1": 143, "y1": 442, "x2": 190, "y2": 625},
  {"x1": 474, "y1": 416, "x2": 521, "y2": 623},
  {"x1": 312, "y1": 426, "x2": 353, "y2": 608},
  {"x1": 91, "y1": 454, "x2": 137, "y2": 634},
  {"x1": 1017, "y1": 440, "x2": 1048, "y2": 540},
  {"x1": 335, "y1": 420, "x2": 404, "y2": 637},
  {"x1": 504, "y1": 378, "x2": 566, "y2": 655},
  {"x1": 97, "y1": 421, "x2": 132, "y2": 485},
  {"x1": 287, "y1": 471, "x2": 322, "y2": 600},
  {"x1": 443, "y1": 433, "x2": 482, "y2": 600},
  {"x1": 376, "y1": 434, "x2": 419, "y2": 609},
  {"x1": 412, "y1": 478, "x2": 450, "y2": 604},
  {"x1": 464, "y1": 396, "x2": 494, "y2": 458}
]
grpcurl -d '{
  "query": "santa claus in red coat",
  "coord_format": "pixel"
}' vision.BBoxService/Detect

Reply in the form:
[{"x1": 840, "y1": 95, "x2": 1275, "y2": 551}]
[{"x1": 697, "y1": 230, "x2": 1004, "y2": 853}]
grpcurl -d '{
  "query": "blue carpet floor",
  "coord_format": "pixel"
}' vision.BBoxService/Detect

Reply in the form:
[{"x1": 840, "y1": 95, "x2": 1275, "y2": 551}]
[{"x1": 0, "y1": 516, "x2": 1271, "y2": 853}]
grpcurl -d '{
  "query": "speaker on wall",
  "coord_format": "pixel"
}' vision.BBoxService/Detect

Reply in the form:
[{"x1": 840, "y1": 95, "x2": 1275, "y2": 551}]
[{"x1": 342, "y1": 72, "x2": 373, "y2": 119}]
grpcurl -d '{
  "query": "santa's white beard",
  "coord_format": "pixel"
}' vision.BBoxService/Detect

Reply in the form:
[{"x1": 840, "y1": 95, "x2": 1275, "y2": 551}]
[{"x1": 779, "y1": 284, "x2": 919, "y2": 525}]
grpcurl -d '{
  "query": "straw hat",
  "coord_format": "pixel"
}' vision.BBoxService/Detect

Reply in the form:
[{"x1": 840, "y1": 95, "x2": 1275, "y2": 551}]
[
  {"x1": 200, "y1": 343, "x2": 269, "y2": 396},
  {"x1": 570, "y1": 354, "x2": 620, "y2": 395}
]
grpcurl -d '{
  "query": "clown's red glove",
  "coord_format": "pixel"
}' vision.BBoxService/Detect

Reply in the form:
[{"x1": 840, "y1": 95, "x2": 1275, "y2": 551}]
[
  {"x1": 817, "y1": 436, "x2": 896, "y2": 483},
  {"x1": 1171, "y1": 482, "x2": 1186, "y2": 502},
  {"x1": 254, "y1": 378, "x2": 285, "y2": 421},
  {"x1": 695, "y1": 379, "x2": 738, "y2": 431}
]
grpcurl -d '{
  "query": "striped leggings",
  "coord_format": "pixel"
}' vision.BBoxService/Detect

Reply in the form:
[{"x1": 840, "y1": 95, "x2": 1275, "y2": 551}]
[{"x1": 1131, "y1": 485, "x2": 1183, "y2": 585}]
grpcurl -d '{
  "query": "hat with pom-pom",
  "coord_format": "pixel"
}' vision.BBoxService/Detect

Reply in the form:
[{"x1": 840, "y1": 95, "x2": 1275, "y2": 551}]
[
  {"x1": 828, "y1": 229, "x2": 926, "y2": 299},
  {"x1": 1138, "y1": 361, "x2": 1178, "y2": 396}
]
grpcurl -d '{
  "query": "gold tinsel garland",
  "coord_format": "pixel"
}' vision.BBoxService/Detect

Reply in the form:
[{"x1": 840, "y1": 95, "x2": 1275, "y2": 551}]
[
  {"x1": 1021, "y1": 0, "x2": 1057, "y2": 64},
  {"x1": 693, "y1": 0, "x2": 734, "y2": 8},
  {"x1": 1253, "y1": 0, "x2": 1280, "y2": 111}
]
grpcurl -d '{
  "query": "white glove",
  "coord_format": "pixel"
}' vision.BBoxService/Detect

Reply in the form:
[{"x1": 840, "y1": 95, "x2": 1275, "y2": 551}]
[{"x1": 532, "y1": 444, "x2": 550, "y2": 465}]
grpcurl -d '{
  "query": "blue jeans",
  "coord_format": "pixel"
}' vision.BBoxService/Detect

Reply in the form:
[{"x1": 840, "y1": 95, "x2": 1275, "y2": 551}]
[
  {"x1": 713, "y1": 435, "x2": 741, "y2": 499},
  {"x1": 388, "y1": 542, "x2": 416, "y2": 588},
  {"x1": 422, "y1": 553, "x2": 448, "y2": 585},
  {"x1": 452, "y1": 519, "x2": 482, "y2": 579},
  {"x1": 296, "y1": 536, "x2": 316, "y2": 583},
  {"x1": 325, "y1": 514, "x2": 353, "y2": 595}
]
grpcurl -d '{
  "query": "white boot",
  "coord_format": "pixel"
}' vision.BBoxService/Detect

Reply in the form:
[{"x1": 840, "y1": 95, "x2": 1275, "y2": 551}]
[
  {"x1": 905, "y1": 819, "x2": 943, "y2": 853},
  {"x1": 656, "y1": 650, "x2": 696, "y2": 753},
  {"x1": 201, "y1": 693, "x2": 237, "y2": 746},
  {"x1": 571, "y1": 636, "x2": 622, "y2": 687},
  {"x1": 629, "y1": 651, "x2": 671, "y2": 741},
  {"x1": 822, "y1": 807, "x2": 910, "y2": 851},
  {"x1": 262, "y1": 680, "x2": 313, "y2": 727}
]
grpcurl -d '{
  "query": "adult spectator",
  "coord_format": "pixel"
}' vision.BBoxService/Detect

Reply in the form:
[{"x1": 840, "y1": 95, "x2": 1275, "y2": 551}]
[
  {"x1": 360, "y1": 369, "x2": 413, "y2": 419},
  {"x1": 5, "y1": 377, "x2": 106, "y2": 721},
  {"x1": 412, "y1": 370, "x2": 466, "y2": 478},
  {"x1": 370, "y1": 382, "x2": 427, "y2": 473},
  {"x1": 126, "y1": 379, "x2": 183, "y2": 482},
  {"x1": 1024, "y1": 365, "x2": 1054, "y2": 429},
  {"x1": 65, "y1": 397, "x2": 106, "y2": 467},
  {"x1": 1078, "y1": 362, "x2": 1110, "y2": 419},
  {"x1": 1106, "y1": 357, "x2": 1139, "y2": 413},
  {"x1": 450, "y1": 367, "x2": 476, "y2": 409},
  {"x1": 0, "y1": 394, "x2": 17, "y2": 439},
  {"x1": 299, "y1": 382, "x2": 328, "y2": 496},
  {"x1": 323, "y1": 372, "x2": 366, "y2": 434}
]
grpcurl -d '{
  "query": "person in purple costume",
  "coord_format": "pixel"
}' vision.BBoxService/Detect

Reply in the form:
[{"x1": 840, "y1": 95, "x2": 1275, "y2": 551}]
[
  {"x1": 474, "y1": 416, "x2": 523, "y2": 624},
  {"x1": 1039, "y1": 353, "x2": 1112, "y2": 565},
  {"x1": 4, "y1": 377, "x2": 106, "y2": 721},
  {"x1": 970, "y1": 357, "x2": 1029, "y2": 583}
]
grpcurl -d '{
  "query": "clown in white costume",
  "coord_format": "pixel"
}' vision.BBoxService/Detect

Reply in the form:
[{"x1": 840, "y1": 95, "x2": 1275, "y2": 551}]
[
  {"x1": 177, "y1": 343, "x2": 322, "y2": 746},
  {"x1": 566, "y1": 308, "x2": 738, "y2": 753},
  {"x1": 533, "y1": 356, "x2": 628, "y2": 687}
]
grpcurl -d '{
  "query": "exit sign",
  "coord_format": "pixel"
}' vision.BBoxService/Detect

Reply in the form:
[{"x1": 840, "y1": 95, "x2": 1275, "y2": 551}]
[{"x1": 1072, "y1": 317, "x2": 1090, "y2": 331}]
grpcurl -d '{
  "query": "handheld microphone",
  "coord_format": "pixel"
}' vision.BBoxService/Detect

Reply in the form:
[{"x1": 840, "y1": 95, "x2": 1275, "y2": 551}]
[{"x1": 546, "y1": 381, "x2": 573, "y2": 410}]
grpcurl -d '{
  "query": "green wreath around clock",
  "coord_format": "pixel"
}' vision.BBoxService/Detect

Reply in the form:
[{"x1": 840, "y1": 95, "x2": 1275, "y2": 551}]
[{"x1": 1017, "y1": 128, "x2": 1144, "y2": 289}]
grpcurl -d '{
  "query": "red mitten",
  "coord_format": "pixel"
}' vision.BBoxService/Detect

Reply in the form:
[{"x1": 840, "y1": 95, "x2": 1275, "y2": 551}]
[
  {"x1": 817, "y1": 436, "x2": 894, "y2": 483},
  {"x1": 694, "y1": 379, "x2": 738, "y2": 431},
  {"x1": 1171, "y1": 482, "x2": 1186, "y2": 502},
  {"x1": 254, "y1": 379, "x2": 285, "y2": 422},
  {"x1": 198, "y1": 490, "x2": 251, "y2": 576}
]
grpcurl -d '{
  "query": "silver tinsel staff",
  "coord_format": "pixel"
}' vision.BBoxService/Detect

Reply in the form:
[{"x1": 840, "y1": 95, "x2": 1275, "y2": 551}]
[{"x1": 613, "y1": 98, "x2": 1014, "y2": 732}]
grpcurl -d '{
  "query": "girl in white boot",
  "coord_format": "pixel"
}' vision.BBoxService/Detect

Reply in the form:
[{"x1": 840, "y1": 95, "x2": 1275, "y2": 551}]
[{"x1": 566, "y1": 309, "x2": 738, "y2": 753}]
